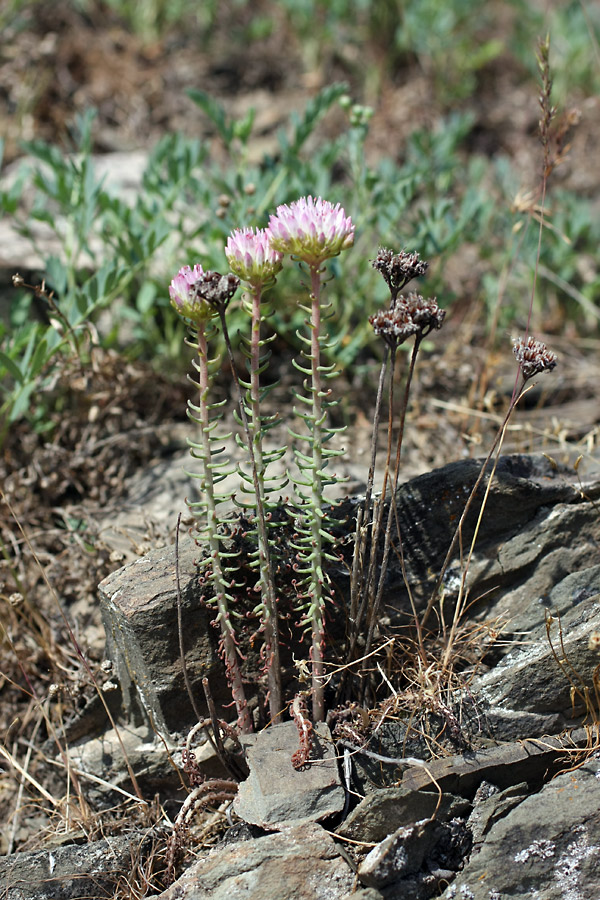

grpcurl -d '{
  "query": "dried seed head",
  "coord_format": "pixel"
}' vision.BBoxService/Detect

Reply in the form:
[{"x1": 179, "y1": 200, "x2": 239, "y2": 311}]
[
  {"x1": 372, "y1": 247, "x2": 428, "y2": 293},
  {"x1": 512, "y1": 336, "x2": 557, "y2": 380},
  {"x1": 588, "y1": 631, "x2": 600, "y2": 652},
  {"x1": 194, "y1": 271, "x2": 241, "y2": 311},
  {"x1": 404, "y1": 292, "x2": 445, "y2": 334},
  {"x1": 369, "y1": 292, "x2": 445, "y2": 347},
  {"x1": 369, "y1": 305, "x2": 420, "y2": 346}
]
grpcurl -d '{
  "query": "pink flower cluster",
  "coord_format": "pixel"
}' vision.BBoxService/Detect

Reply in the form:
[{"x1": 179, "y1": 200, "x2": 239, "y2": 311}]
[
  {"x1": 225, "y1": 227, "x2": 283, "y2": 287},
  {"x1": 169, "y1": 196, "x2": 354, "y2": 316},
  {"x1": 169, "y1": 263, "x2": 213, "y2": 324},
  {"x1": 268, "y1": 196, "x2": 355, "y2": 266}
]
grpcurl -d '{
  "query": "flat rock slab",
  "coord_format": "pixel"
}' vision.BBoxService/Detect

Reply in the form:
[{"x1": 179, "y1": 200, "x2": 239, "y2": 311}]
[
  {"x1": 465, "y1": 492, "x2": 600, "y2": 633},
  {"x1": 441, "y1": 757, "x2": 600, "y2": 899},
  {"x1": 387, "y1": 453, "x2": 588, "y2": 592},
  {"x1": 157, "y1": 821, "x2": 355, "y2": 900},
  {"x1": 234, "y1": 721, "x2": 344, "y2": 828},
  {"x1": 338, "y1": 787, "x2": 470, "y2": 843},
  {"x1": 0, "y1": 833, "x2": 151, "y2": 900},
  {"x1": 98, "y1": 536, "x2": 228, "y2": 735},
  {"x1": 472, "y1": 591, "x2": 600, "y2": 732},
  {"x1": 397, "y1": 727, "x2": 596, "y2": 796}
]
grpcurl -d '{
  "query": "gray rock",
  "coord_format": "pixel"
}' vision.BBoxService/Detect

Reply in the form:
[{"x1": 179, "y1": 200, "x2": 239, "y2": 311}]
[
  {"x1": 64, "y1": 722, "x2": 231, "y2": 803},
  {"x1": 234, "y1": 721, "x2": 345, "y2": 828},
  {"x1": 388, "y1": 453, "x2": 588, "y2": 597},
  {"x1": 358, "y1": 816, "x2": 472, "y2": 898},
  {"x1": 547, "y1": 564, "x2": 600, "y2": 618},
  {"x1": 157, "y1": 821, "x2": 355, "y2": 900},
  {"x1": 468, "y1": 500, "x2": 600, "y2": 632},
  {"x1": 472, "y1": 591, "x2": 600, "y2": 737},
  {"x1": 98, "y1": 535, "x2": 228, "y2": 735},
  {"x1": 358, "y1": 817, "x2": 441, "y2": 886},
  {"x1": 468, "y1": 707, "x2": 564, "y2": 744},
  {"x1": 467, "y1": 781, "x2": 528, "y2": 852},
  {"x1": 441, "y1": 757, "x2": 600, "y2": 899},
  {"x1": 66, "y1": 723, "x2": 170, "y2": 804},
  {"x1": 338, "y1": 787, "x2": 470, "y2": 843},
  {"x1": 0, "y1": 833, "x2": 151, "y2": 900},
  {"x1": 396, "y1": 728, "x2": 594, "y2": 797},
  {"x1": 95, "y1": 443, "x2": 196, "y2": 563}
]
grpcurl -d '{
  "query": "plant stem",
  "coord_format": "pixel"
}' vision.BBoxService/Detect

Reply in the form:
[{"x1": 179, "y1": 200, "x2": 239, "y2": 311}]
[
  {"x1": 248, "y1": 287, "x2": 283, "y2": 720},
  {"x1": 309, "y1": 264, "x2": 326, "y2": 721},
  {"x1": 349, "y1": 346, "x2": 389, "y2": 620},
  {"x1": 215, "y1": 301, "x2": 283, "y2": 722},
  {"x1": 175, "y1": 513, "x2": 203, "y2": 724},
  {"x1": 339, "y1": 345, "x2": 389, "y2": 702},
  {"x1": 350, "y1": 342, "x2": 397, "y2": 689},
  {"x1": 364, "y1": 336, "x2": 421, "y2": 666},
  {"x1": 195, "y1": 326, "x2": 252, "y2": 734},
  {"x1": 439, "y1": 381, "x2": 537, "y2": 674}
]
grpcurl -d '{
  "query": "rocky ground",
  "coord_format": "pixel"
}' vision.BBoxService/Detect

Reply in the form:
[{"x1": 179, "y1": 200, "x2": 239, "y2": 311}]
[{"x1": 2, "y1": 450, "x2": 600, "y2": 898}]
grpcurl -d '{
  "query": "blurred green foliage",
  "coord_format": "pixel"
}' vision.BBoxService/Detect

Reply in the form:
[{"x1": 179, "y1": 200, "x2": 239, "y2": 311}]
[
  {"x1": 56, "y1": 0, "x2": 599, "y2": 101},
  {"x1": 1, "y1": 0, "x2": 598, "y2": 443}
]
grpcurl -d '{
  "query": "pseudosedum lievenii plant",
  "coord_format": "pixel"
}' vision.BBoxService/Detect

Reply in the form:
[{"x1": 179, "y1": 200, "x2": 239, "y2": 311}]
[{"x1": 170, "y1": 196, "x2": 356, "y2": 728}]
